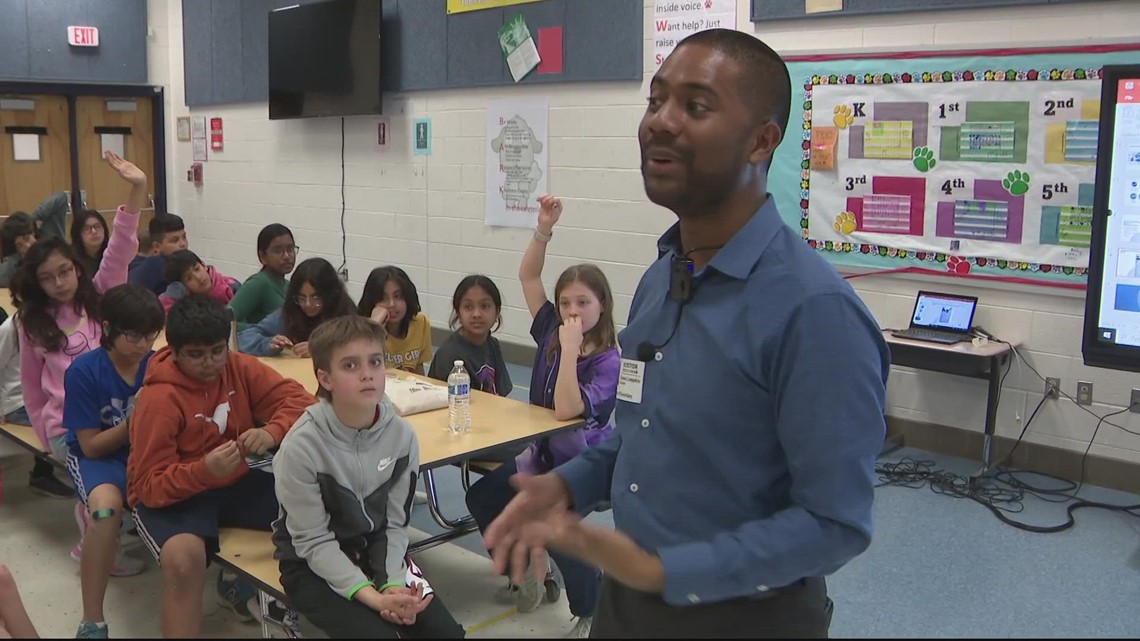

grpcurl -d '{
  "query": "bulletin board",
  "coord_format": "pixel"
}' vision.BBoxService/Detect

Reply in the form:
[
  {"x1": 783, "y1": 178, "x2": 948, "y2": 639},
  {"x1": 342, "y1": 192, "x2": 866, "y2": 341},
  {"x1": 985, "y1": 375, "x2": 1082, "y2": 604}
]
[
  {"x1": 182, "y1": 0, "x2": 643, "y2": 107},
  {"x1": 751, "y1": 0, "x2": 1099, "y2": 22},
  {"x1": 769, "y1": 44, "x2": 1140, "y2": 289}
]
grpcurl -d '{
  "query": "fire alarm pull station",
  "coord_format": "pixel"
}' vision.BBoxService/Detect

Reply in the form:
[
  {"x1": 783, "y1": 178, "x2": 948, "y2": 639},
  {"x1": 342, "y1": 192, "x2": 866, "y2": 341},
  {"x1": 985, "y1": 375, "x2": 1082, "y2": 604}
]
[{"x1": 187, "y1": 163, "x2": 203, "y2": 187}]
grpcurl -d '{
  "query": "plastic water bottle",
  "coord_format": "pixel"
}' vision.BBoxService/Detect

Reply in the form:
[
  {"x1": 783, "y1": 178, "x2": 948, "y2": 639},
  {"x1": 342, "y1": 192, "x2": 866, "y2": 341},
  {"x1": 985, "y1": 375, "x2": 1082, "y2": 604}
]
[{"x1": 447, "y1": 360, "x2": 471, "y2": 434}]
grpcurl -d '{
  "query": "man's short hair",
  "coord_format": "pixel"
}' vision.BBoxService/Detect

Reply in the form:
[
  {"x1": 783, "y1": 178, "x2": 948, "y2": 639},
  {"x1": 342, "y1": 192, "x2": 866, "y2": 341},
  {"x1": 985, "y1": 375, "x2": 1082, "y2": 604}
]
[{"x1": 675, "y1": 29, "x2": 791, "y2": 138}]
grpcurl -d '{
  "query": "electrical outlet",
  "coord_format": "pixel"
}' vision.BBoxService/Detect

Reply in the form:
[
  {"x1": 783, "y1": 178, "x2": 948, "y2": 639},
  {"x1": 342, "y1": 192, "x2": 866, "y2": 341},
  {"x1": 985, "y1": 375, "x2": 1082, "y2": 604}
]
[
  {"x1": 338, "y1": 267, "x2": 349, "y2": 283},
  {"x1": 1131, "y1": 389, "x2": 1140, "y2": 413},
  {"x1": 1045, "y1": 377, "x2": 1061, "y2": 398},
  {"x1": 1076, "y1": 381, "x2": 1094, "y2": 406}
]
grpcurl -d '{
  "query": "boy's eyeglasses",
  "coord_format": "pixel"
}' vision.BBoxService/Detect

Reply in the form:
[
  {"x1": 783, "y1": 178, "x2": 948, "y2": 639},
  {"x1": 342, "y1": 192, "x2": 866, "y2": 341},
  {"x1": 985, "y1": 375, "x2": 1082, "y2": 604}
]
[
  {"x1": 295, "y1": 295, "x2": 323, "y2": 307},
  {"x1": 120, "y1": 330, "x2": 161, "y2": 344},
  {"x1": 268, "y1": 245, "x2": 300, "y2": 257},
  {"x1": 177, "y1": 344, "x2": 229, "y2": 364}
]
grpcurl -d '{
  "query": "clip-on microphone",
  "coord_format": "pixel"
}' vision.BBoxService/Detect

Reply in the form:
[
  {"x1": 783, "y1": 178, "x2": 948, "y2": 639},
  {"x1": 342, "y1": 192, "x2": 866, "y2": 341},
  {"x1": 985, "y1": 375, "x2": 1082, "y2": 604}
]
[{"x1": 635, "y1": 247, "x2": 718, "y2": 362}]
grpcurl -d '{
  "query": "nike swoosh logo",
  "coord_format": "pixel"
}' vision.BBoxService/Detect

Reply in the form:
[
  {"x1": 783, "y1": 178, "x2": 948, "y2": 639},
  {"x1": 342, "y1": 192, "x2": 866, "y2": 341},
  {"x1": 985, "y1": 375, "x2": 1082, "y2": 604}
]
[{"x1": 377, "y1": 457, "x2": 393, "y2": 472}]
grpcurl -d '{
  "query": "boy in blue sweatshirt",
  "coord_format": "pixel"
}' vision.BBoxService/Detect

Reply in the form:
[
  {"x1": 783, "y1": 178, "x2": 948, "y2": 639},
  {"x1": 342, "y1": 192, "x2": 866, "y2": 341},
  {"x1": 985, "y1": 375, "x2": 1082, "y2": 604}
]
[{"x1": 271, "y1": 316, "x2": 464, "y2": 638}]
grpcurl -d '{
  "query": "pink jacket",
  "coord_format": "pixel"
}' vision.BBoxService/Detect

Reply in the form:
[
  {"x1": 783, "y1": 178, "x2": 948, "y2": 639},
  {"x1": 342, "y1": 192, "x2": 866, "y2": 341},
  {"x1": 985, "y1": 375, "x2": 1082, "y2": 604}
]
[
  {"x1": 19, "y1": 208, "x2": 140, "y2": 450},
  {"x1": 158, "y1": 266, "x2": 239, "y2": 314}
]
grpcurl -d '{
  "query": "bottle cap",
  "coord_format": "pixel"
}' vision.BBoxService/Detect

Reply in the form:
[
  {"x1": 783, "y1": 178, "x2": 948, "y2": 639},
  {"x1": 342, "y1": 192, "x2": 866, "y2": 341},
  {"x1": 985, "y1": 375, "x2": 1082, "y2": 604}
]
[{"x1": 454, "y1": 360, "x2": 464, "y2": 366}]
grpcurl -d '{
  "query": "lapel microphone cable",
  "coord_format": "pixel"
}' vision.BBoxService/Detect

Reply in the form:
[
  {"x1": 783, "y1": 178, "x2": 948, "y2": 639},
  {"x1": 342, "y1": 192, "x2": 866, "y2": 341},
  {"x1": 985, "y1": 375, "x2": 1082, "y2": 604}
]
[{"x1": 635, "y1": 244, "x2": 723, "y2": 362}]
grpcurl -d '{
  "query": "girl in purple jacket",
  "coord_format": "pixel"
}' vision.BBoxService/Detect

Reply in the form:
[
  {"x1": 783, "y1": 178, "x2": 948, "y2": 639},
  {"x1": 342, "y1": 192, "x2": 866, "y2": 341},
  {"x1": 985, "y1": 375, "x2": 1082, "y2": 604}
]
[{"x1": 465, "y1": 194, "x2": 618, "y2": 635}]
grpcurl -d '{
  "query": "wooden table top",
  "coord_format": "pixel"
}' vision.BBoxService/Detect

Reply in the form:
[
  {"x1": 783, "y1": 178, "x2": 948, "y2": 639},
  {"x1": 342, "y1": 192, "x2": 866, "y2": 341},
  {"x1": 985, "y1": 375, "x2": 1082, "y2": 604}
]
[{"x1": 260, "y1": 354, "x2": 580, "y2": 469}]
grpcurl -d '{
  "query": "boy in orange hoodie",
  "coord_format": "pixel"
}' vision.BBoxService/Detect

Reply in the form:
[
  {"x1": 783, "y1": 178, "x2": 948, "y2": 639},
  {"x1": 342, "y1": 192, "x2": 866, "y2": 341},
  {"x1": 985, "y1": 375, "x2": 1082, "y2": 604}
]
[{"x1": 126, "y1": 294, "x2": 314, "y2": 638}]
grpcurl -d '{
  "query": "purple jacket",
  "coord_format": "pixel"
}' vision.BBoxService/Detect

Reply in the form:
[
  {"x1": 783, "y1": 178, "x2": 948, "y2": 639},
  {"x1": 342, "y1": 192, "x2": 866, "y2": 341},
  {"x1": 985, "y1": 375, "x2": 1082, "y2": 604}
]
[{"x1": 517, "y1": 302, "x2": 619, "y2": 475}]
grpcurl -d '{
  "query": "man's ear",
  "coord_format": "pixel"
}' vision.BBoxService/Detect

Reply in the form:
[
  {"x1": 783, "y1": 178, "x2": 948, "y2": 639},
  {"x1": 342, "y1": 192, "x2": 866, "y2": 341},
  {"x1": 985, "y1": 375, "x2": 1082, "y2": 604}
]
[{"x1": 747, "y1": 120, "x2": 784, "y2": 167}]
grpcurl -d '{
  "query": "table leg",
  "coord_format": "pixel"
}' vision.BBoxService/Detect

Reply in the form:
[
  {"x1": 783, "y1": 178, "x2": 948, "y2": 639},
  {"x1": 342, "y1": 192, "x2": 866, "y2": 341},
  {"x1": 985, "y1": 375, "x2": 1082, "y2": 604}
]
[
  {"x1": 258, "y1": 589, "x2": 270, "y2": 639},
  {"x1": 422, "y1": 468, "x2": 475, "y2": 530},
  {"x1": 973, "y1": 353, "x2": 1004, "y2": 479}
]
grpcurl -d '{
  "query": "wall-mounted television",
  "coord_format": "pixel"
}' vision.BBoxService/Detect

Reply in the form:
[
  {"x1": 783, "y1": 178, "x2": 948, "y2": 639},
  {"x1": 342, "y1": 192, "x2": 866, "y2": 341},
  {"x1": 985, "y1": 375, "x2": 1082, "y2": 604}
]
[
  {"x1": 268, "y1": 0, "x2": 383, "y2": 120},
  {"x1": 1083, "y1": 64, "x2": 1140, "y2": 372}
]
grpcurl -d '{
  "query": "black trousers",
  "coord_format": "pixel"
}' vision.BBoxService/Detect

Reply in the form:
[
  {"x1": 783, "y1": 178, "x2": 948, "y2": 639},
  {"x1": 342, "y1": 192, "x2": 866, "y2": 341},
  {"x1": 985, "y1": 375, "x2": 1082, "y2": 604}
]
[
  {"x1": 279, "y1": 560, "x2": 465, "y2": 639},
  {"x1": 592, "y1": 576, "x2": 833, "y2": 639}
]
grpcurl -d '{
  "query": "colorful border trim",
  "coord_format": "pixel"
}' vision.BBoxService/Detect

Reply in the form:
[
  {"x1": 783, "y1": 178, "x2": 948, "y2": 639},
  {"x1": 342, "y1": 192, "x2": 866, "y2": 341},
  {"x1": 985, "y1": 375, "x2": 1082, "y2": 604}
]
[{"x1": 800, "y1": 66, "x2": 1095, "y2": 280}]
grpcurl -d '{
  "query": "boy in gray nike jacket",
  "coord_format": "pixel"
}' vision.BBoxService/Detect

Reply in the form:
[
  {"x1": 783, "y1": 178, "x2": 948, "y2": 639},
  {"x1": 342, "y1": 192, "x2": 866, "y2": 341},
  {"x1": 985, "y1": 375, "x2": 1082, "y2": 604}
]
[{"x1": 271, "y1": 316, "x2": 464, "y2": 638}]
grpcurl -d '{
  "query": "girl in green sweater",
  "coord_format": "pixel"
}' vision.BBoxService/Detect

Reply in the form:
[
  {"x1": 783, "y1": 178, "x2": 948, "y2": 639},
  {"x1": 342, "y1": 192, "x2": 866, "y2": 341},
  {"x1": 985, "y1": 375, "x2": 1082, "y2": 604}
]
[{"x1": 228, "y1": 224, "x2": 296, "y2": 330}]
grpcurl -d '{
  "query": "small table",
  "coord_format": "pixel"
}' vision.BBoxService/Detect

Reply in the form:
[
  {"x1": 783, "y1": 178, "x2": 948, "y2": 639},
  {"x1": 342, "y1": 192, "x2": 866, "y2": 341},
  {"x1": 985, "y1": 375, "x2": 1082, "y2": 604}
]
[{"x1": 883, "y1": 331, "x2": 1015, "y2": 477}]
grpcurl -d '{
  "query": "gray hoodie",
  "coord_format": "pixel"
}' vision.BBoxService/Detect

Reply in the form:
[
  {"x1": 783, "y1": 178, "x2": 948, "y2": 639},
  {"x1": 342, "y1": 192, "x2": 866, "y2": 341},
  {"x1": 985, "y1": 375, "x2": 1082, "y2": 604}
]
[{"x1": 272, "y1": 397, "x2": 418, "y2": 599}]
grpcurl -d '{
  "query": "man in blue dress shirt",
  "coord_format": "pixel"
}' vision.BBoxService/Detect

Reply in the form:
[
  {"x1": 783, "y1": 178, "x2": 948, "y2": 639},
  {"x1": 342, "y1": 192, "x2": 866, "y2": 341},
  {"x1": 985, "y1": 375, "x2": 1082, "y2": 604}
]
[{"x1": 486, "y1": 29, "x2": 890, "y2": 638}]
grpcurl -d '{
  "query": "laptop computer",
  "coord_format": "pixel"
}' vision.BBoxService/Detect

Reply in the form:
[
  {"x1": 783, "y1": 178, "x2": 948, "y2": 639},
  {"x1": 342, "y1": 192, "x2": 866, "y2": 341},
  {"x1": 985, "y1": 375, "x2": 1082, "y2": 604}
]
[{"x1": 891, "y1": 291, "x2": 978, "y2": 344}]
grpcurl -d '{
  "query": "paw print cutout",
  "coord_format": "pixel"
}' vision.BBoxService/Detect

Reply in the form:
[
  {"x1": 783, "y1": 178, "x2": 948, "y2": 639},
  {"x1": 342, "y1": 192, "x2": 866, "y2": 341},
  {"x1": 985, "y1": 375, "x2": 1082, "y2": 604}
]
[
  {"x1": 833, "y1": 105, "x2": 854, "y2": 129},
  {"x1": 833, "y1": 211, "x2": 857, "y2": 235},
  {"x1": 912, "y1": 147, "x2": 936, "y2": 172},
  {"x1": 1002, "y1": 170, "x2": 1030, "y2": 196},
  {"x1": 947, "y1": 256, "x2": 971, "y2": 276}
]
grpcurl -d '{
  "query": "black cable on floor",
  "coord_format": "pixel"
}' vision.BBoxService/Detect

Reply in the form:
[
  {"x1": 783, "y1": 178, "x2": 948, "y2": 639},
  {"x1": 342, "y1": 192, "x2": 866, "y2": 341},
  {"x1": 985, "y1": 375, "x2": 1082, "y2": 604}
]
[{"x1": 878, "y1": 335, "x2": 1140, "y2": 532}]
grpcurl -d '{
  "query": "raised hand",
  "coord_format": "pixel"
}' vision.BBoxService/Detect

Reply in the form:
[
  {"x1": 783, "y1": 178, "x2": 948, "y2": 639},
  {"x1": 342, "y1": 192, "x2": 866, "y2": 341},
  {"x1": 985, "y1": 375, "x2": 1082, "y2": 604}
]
[
  {"x1": 536, "y1": 194, "x2": 563, "y2": 235},
  {"x1": 104, "y1": 151, "x2": 147, "y2": 186}
]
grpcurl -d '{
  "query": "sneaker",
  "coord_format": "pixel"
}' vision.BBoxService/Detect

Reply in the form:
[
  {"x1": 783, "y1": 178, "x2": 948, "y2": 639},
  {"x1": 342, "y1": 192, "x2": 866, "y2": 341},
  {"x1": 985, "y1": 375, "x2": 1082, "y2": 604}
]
[
  {"x1": 494, "y1": 581, "x2": 519, "y2": 605},
  {"x1": 216, "y1": 572, "x2": 257, "y2": 622},
  {"x1": 566, "y1": 616, "x2": 593, "y2": 638},
  {"x1": 75, "y1": 621, "x2": 109, "y2": 639},
  {"x1": 69, "y1": 541, "x2": 147, "y2": 577},
  {"x1": 29, "y1": 469, "x2": 73, "y2": 498},
  {"x1": 414, "y1": 490, "x2": 428, "y2": 505},
  {"x1": 513, "y1": 576, "x2": 544, "y2": 613}
]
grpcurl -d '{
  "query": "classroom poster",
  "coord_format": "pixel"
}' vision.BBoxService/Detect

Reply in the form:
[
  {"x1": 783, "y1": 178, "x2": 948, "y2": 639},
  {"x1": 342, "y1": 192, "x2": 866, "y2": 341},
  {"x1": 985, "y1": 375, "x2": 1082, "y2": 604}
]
[
  {"x1": 486, "y1": 99, "x2": 548, "y2": 228},
  {"x1": 653, "y1": 0, "x2": 737, "y2": 67},
  {"x1": 766, "y1": 45, "x2": 1140, "y2": 287},
  {"x1": 809, "y1": 74, "x2": 1101, "y2": 272}
]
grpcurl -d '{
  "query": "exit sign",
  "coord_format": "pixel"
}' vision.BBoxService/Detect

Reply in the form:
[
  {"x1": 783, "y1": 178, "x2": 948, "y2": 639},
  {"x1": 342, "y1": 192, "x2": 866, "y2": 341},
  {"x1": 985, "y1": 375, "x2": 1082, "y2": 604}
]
[{"x1": 67, "y1": 26, "x2": 99, "y2": 47}]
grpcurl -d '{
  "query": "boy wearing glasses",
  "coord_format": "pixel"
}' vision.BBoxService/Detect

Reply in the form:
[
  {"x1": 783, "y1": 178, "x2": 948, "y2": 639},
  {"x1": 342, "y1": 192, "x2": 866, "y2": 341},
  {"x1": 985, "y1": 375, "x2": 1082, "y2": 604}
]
[
  {"x1": 126, "y1": 295, "x2": 315, "y2": 637},
  {"x1": 64, "y1": 284, "x2": 163, "y2": 638}
]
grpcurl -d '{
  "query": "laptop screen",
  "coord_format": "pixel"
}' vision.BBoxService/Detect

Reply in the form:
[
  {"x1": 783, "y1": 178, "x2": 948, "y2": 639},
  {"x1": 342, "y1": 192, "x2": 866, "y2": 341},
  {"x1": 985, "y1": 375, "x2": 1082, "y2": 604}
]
[{"x1": 911, "y1": 292, "x2": 977, "y2": 332}]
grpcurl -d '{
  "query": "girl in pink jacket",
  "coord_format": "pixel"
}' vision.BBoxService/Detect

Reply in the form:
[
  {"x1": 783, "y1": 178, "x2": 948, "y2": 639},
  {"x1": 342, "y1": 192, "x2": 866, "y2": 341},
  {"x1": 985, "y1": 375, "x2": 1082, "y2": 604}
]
[{"x1": 12, "y1": 152, "x2": 145, "y2": 560}]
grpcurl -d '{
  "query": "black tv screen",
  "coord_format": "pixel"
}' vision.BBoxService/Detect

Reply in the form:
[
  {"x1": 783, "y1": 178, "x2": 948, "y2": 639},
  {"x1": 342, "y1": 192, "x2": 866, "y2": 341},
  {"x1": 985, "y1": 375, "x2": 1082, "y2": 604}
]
[
  {"x1": 1082, "y1": 64, "x2": 1140, "y2": 372},
  {"x1": 268, "y1": 0, "x2": 382, "y2": 120}
]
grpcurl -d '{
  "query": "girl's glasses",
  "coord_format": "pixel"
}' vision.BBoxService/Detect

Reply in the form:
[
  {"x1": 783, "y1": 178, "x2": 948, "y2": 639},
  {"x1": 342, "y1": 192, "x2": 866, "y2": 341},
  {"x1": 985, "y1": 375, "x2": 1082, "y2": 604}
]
[{"x1": 269, "y1": 245, "x2": 300, "y2": 257}]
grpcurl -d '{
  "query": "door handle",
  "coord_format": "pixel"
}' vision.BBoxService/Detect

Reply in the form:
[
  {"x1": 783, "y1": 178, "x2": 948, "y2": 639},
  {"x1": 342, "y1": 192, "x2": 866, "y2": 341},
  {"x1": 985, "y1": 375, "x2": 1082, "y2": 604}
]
[{"x1": 79, "y1": 189, "x2": 88, "y2": 209}]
